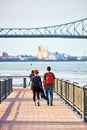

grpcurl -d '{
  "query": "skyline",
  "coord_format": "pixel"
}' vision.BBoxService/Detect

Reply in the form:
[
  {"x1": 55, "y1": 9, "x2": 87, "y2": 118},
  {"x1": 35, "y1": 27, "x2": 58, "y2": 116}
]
[
  {"x1": 0, "y1": 0, "x2": 87, "y2": 56},
  {"x1": 0, "y1": 43, "x2": 87, "y2": 57}
]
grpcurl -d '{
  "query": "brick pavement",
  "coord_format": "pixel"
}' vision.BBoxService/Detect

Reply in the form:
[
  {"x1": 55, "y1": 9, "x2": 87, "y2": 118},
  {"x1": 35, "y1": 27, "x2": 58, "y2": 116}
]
[{"x1": 0, "y1": 88, "x2": 87, "y2": 130}]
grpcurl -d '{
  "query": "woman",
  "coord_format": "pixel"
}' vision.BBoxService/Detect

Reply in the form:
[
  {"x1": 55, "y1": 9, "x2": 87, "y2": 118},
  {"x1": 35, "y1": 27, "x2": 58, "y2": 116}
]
[
  {"x1": 32, "y1": 69, "x2": 42, "y2": 106},
  {"x1": 29, "y1": 70, "x2": 34, "y2": 88}
]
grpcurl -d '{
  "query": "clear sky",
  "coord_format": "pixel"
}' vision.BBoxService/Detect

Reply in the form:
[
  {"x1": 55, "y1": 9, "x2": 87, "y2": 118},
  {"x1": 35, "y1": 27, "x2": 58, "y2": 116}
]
[{"x1": 0, "y1": 0, "x2": 87, "y2": 56}]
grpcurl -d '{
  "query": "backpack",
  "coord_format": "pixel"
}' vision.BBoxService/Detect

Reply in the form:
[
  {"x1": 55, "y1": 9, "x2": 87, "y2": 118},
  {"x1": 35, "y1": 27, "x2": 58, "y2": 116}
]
[{"x1": 45, "y1": 73, "x2": 54, "y2": 85}]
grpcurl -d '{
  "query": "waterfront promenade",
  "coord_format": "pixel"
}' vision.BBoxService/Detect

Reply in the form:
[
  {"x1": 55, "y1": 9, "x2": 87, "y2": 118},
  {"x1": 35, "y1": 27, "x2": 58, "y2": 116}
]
[{"x1": 0, "y1": 88, "x2": 87, "y2": 130}]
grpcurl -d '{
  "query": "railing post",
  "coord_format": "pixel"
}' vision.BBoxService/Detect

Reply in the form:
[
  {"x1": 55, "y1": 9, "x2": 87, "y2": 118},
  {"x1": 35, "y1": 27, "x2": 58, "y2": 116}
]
[
  {"x1": 0, "y1": 81, "x2": 1, "y2": 104},
  {"x1": 55, "y1": 78, "x2": 58, "y2": 93},
  {"x1": 7, "y1": 78, "x2": 10, "y2": 95},
  {"x1": 65, "y1": 80, "x2": 70, "y2": 105},
  {"x1": 4, "y1": 79, "x2": 7, "y2": 98},
  {"x1": 83, "y1": 85, "x2": 87, "y2": 122},
  {"x1": 72, "y1": 82, "x2": 78, "y2": 111},
  {"x1": 8, "y1": 78, "x2": 12, "y2": 94},
  {"x1": 56, "y1": 78, "x2": 58, "y2": 94},
  {"x1": 60, "y1": 79, "x2": 62, "y2": 98},
  {"x1": 10, "y1": 78, "x2": 13, "y2": 92},
  {"x1": 23, "y1": 78, "x2": 26, "y2": 88},
  {"x1": 65, "y1": 80, "x2": 69, "y2": 104}
]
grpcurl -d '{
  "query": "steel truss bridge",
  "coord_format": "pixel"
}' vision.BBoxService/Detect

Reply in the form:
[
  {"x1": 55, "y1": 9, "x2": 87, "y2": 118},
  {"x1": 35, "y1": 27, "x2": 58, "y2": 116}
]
[{"x1": 0, "y1": 18, "x2": 87, "y2": 38}]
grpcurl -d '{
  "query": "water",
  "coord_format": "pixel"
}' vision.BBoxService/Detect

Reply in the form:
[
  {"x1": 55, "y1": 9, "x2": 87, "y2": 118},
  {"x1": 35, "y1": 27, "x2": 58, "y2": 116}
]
[{"x1": 0, "y1": 61, "x2": 87, "y2": 86}]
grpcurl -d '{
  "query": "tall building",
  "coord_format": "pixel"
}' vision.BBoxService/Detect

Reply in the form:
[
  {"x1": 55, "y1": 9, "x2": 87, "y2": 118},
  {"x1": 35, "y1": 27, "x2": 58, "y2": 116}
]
[{"x1": 37, "y1": 45, "x2": 48, "y2": 59}]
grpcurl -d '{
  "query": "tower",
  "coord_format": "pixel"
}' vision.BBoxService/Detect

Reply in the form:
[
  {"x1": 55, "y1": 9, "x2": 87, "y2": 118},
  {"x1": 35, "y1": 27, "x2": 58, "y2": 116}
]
[{"x1": 37, "y1": 45, "x2": 48, "y2": 59}]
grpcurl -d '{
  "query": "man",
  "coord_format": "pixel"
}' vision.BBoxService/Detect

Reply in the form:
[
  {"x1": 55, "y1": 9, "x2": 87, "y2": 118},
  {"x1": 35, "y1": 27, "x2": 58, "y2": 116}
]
[{"x1": 43, "y1": 66, "x2": 55, "y2": 106}]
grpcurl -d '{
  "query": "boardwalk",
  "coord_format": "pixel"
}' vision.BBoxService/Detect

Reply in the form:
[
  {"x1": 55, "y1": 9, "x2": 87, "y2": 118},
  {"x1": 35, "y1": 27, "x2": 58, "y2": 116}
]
[{"x1": 0, "y1": 88, "x2": 87, "y2": 130}]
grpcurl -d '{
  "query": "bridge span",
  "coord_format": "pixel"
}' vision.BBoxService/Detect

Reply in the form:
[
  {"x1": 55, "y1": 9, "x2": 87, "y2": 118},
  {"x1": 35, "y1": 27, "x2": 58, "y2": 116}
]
[{"x1": 0, "y1": 18, "x2": 87, "y2": 38}]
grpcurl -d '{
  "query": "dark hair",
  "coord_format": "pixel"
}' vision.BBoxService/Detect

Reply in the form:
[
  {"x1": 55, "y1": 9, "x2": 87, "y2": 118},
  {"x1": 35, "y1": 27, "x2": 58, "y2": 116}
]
[
  {"x1": 47, "y1": 66, "x2": 51, "y2": 71},
  {"x1": 32, "y1": 70, "x2": 34, "y2": 73}
]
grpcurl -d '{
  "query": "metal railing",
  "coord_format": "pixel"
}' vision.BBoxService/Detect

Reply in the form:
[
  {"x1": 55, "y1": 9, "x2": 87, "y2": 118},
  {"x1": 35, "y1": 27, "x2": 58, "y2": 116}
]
[
  {"x1": 0, "y1": 76, "x2": 29, "y2": 88},
  {"x1": 0, "y1": 78, "x2": 13, "y2": 104},
  {"x1": 55, "y1": 78, "x2": 87, "y2": 122}
]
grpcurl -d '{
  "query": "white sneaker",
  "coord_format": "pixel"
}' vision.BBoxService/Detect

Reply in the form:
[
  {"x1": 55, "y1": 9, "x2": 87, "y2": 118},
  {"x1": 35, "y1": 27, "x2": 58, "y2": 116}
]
[
  {"x1": 37, "y1": 100, "x2": 40, "y2": 106},
  {"x1": 35, "y1": 102, "x2": 36, "y2": 106}
]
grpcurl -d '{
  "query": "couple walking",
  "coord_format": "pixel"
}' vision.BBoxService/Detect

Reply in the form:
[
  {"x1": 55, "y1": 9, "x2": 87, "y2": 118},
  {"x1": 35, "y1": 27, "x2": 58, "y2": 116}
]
[{"x1": 29, "y1": 66, "x2": 55, "y2": 106}]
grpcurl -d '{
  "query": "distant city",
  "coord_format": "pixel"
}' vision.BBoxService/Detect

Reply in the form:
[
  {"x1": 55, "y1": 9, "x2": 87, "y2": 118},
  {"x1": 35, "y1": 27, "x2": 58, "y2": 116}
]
[{"x1": 0, "y1": 45, "x2": 87, "y2": 62}]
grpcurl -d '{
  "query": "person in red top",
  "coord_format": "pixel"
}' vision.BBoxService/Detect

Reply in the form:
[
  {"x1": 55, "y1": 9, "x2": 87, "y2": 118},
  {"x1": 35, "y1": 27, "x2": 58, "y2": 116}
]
[{"x1": 43, "y1": 66, "x2": 55, "y2": 106}]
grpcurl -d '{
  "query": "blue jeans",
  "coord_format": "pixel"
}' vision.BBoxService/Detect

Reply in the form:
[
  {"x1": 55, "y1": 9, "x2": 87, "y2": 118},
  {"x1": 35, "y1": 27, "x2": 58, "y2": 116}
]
[{"x1": 45, "y1": 87, "x2": 53, "y2": 103}]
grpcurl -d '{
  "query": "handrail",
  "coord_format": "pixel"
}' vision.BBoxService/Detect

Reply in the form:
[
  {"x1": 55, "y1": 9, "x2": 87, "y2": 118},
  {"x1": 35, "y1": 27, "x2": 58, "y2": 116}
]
[
  {"x1": 0, "y1": 78, "x2": 13, "y2": 104},
  {"x1": 55, "y1": 78, "x2": 87, "y2": 122}
]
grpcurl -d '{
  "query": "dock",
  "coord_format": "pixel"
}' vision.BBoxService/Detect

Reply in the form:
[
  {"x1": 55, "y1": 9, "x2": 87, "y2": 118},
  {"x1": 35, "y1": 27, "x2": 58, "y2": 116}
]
[{"x1": 0, "y1": 88, "x2": 87, "y2": 130}]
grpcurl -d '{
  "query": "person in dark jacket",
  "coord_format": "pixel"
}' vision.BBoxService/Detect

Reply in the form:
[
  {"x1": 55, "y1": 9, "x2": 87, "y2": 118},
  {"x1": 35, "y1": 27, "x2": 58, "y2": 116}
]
[
  {"x1": 32, "y1": 69, "x2": 42, "y2": 106},
  {"x1": 29, "y1": 70, "x2": 34, "y2": 88}
]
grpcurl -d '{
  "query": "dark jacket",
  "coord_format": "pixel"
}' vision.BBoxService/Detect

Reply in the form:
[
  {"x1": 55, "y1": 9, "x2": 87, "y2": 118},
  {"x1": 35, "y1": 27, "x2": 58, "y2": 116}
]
[{"x1": 32, "y1": 75, "x2": 42, "y2": 90}]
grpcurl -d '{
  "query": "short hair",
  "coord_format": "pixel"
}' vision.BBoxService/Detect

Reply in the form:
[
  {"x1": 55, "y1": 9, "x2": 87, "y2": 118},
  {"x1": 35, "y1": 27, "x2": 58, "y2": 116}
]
[
  {"x1": 47, "y1": 66, "x2": 51, "y2": 71},
  {"x1": 34, "y1": 69, "x2": 39, "y2": 75}
]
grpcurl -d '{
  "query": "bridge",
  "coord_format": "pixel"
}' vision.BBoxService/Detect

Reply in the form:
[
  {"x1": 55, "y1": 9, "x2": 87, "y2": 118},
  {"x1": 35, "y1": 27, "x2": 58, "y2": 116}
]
[{"x1": 0, "y1": 18, "x2": 87, "y2": 38}]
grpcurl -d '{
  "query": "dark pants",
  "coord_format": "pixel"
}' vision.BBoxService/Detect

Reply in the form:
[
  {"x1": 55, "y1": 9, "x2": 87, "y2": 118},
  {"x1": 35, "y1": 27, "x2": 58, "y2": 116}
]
[{"x1": 33, "y1": 89, "x2": 40, "y2": 102}]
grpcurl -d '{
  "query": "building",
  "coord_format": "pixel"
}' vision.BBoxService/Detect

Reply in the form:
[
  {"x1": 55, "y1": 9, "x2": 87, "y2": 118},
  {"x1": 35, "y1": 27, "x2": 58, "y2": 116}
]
[
  {"x1": 2, "y1": 52, "x2": 8, "y2": 57},
  {"x1": 37, "y1": 45, "x2": 48, "y2": 59}
]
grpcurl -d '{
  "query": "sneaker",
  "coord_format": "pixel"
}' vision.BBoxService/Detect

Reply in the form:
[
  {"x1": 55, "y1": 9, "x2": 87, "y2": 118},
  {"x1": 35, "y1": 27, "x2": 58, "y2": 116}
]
[
  {"x1": 47, "y1": 101, "x2": 49, "y2": 105},
  {"x1": 50, "y1": 101, "x2": 53, "y2": 106},
  {"x1": 37, "y1": 101, "x2": 40, "y2": 106},
  {"x1": 35, "y1": 102, "x2": 36, "y2": 106}
]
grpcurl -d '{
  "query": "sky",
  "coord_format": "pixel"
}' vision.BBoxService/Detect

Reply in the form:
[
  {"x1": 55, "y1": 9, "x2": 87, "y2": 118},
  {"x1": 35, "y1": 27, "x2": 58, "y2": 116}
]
[{"x1": 0, "y1": 0, "x2": 87, "y2": 57}]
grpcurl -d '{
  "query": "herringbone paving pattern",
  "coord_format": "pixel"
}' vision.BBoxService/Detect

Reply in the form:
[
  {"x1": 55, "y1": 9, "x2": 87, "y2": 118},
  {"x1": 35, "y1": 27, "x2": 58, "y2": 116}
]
[{"x1": 0, "y1": 88, "x2": 87, "y2": 130}]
